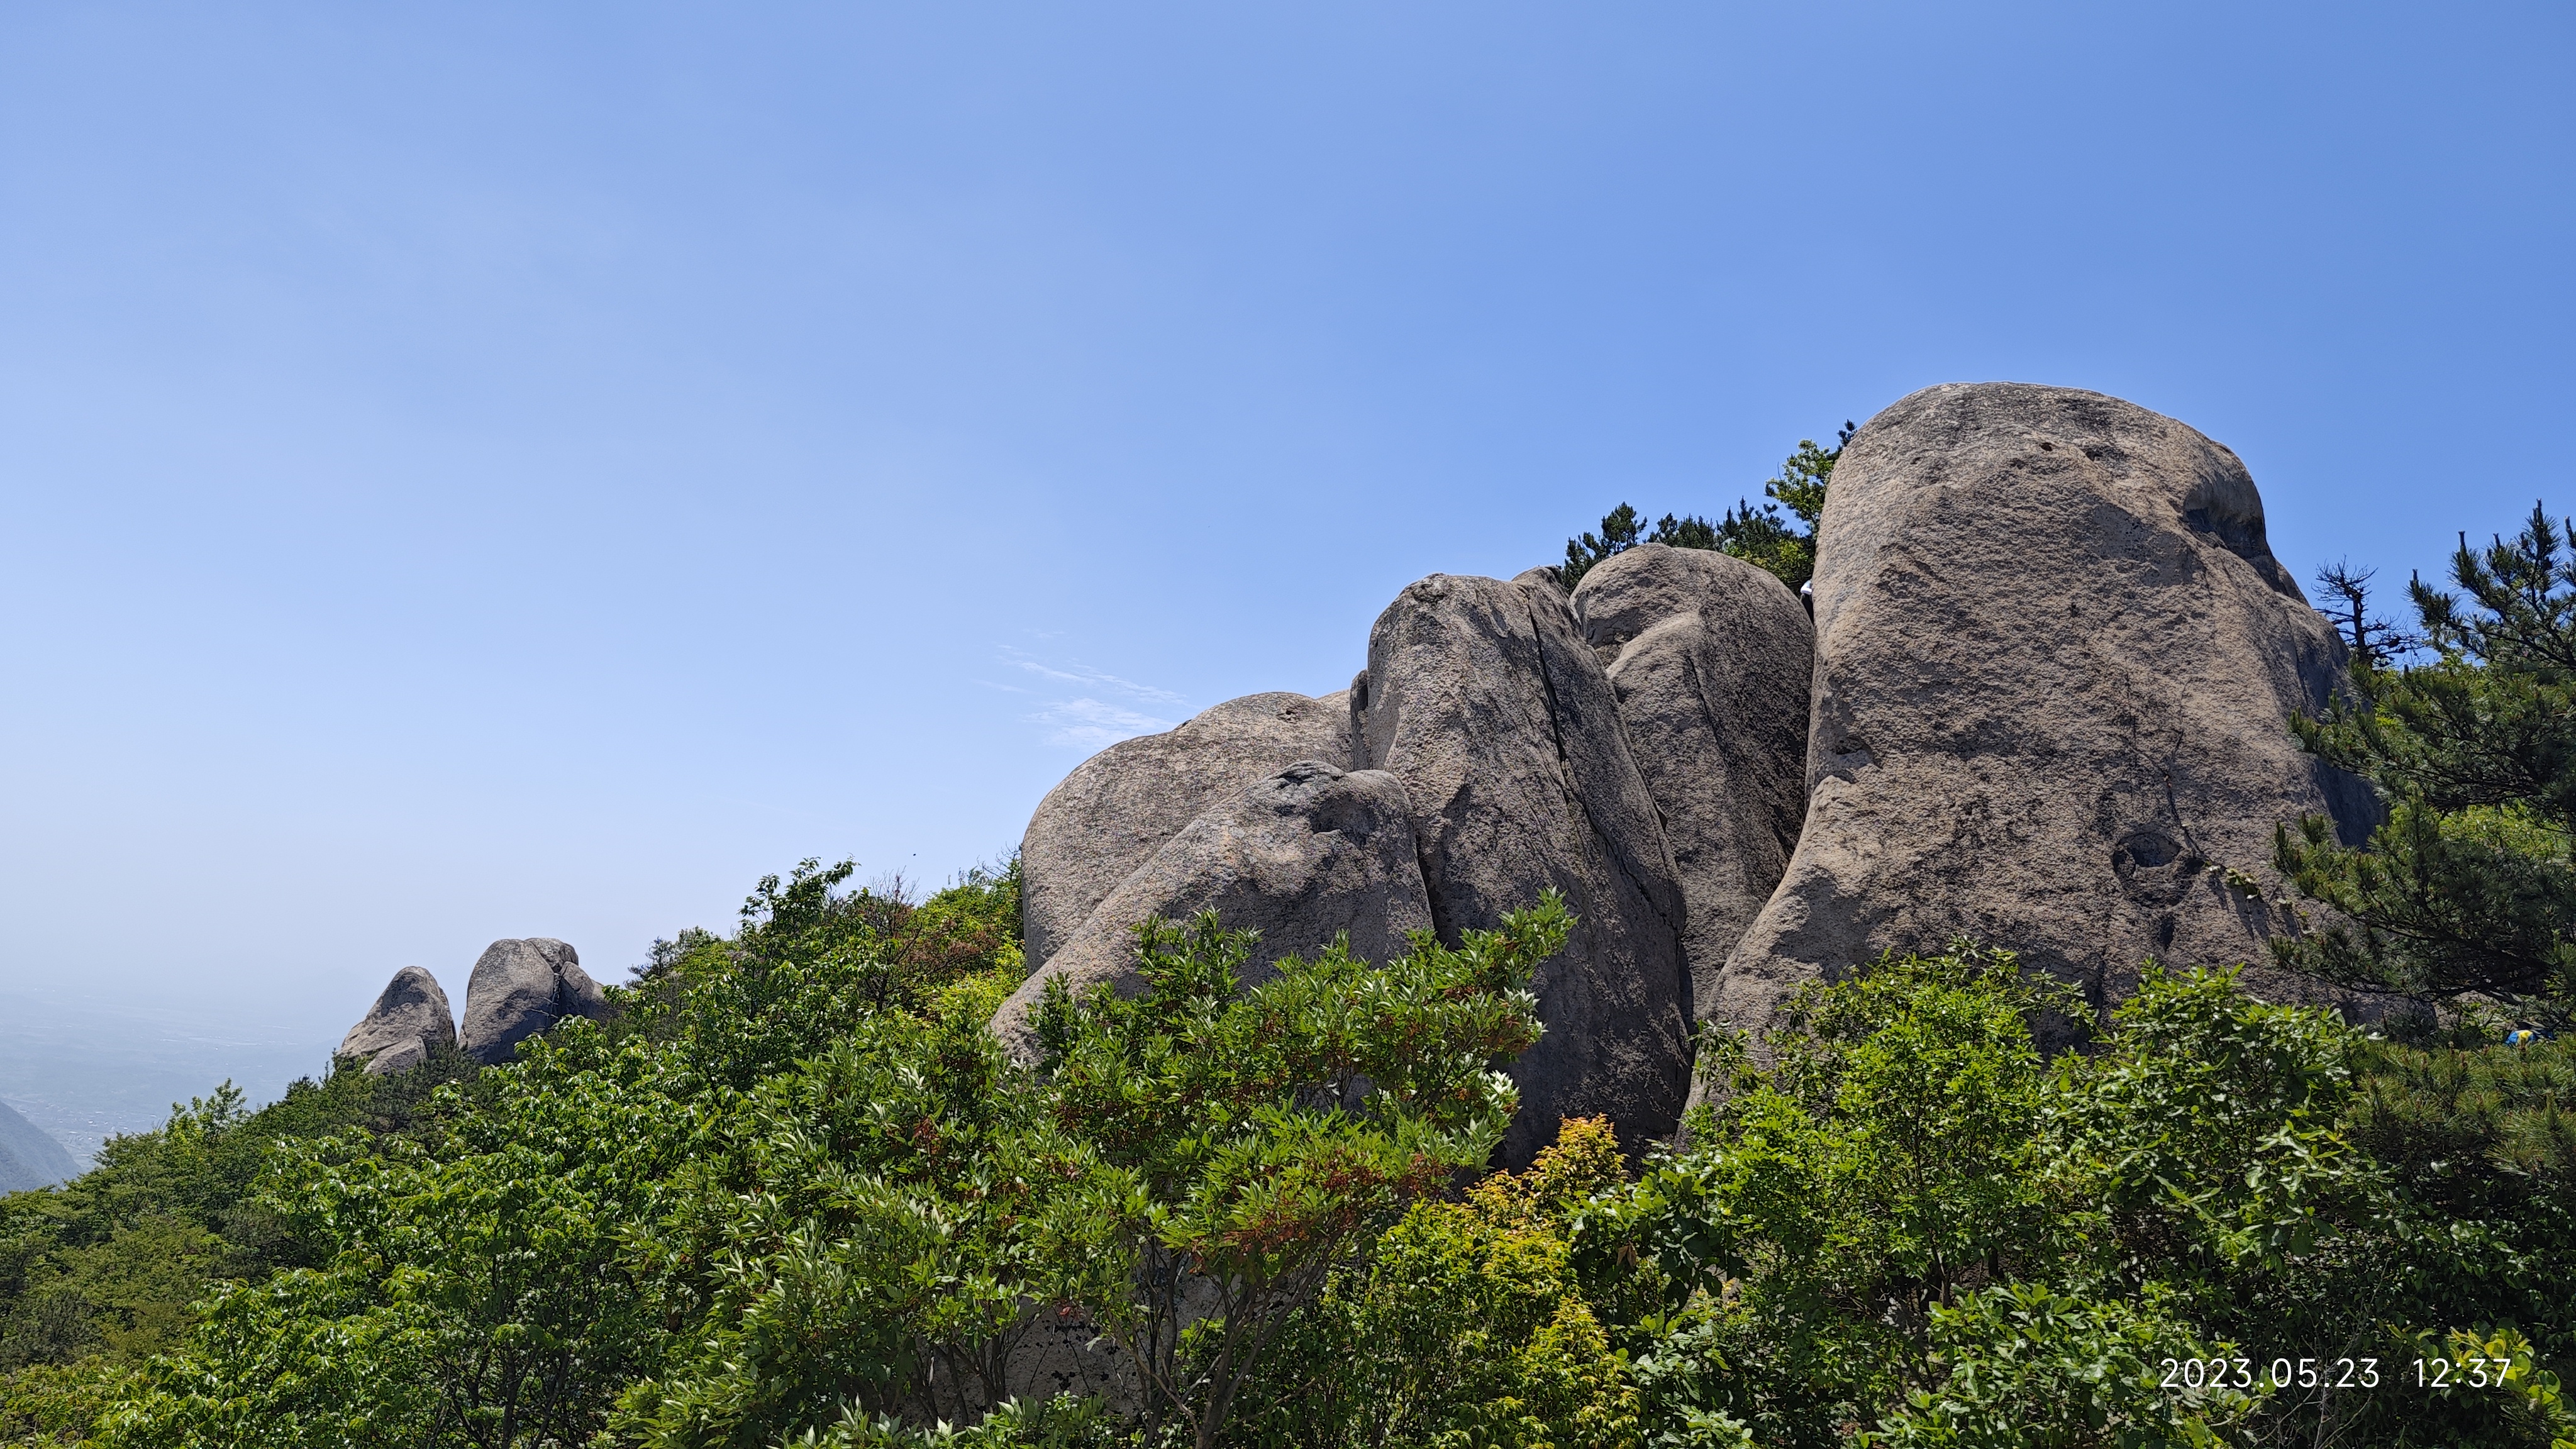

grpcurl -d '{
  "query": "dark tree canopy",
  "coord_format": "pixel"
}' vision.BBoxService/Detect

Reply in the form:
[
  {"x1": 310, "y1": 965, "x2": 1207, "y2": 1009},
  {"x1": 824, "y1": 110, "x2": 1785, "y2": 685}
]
[
  {"x1": 2278, "y1": 502, "x2": 2576, "y2": 1022},
  {"x1": 1560, "y1": 425, "x2": 1852, "y2": 590}
]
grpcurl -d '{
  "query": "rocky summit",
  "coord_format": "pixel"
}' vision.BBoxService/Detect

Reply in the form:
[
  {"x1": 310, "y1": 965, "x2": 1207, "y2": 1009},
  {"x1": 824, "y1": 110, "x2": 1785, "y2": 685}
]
[
  {"x1": 336, "y1": 937, "x2": 605, "y2": 1075},
  {"x1": 1008, "y1": 382, "x2": 2387, "y2": 1160},
  {"x1": 460, "y1": 938, "x2": 606, "y2": 1065},
  {"x1": 1709, "y1": 383, "x2": 2385, "y2": 1046},
  {"x1": 338, "y1": 965, "x2": 458, "y2": 1075}
]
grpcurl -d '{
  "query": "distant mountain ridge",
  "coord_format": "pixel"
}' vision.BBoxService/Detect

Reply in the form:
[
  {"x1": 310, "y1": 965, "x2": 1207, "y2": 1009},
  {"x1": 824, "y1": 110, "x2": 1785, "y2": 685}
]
[{"x1": 0, "y1": 1097, "x2": 78, "y2": 1191}]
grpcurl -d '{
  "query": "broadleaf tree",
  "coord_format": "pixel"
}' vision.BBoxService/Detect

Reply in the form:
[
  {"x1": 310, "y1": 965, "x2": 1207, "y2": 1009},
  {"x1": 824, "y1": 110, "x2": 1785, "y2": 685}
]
[{"x1": 1029, "y1": 897, "x2": 1568, "y2": 1449}]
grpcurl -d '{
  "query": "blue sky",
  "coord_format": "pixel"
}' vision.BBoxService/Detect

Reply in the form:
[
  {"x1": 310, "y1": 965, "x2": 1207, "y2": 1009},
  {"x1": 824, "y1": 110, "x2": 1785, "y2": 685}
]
[{"x1": 1, "y1": 3, "x2": 2568, "y2": 1131}]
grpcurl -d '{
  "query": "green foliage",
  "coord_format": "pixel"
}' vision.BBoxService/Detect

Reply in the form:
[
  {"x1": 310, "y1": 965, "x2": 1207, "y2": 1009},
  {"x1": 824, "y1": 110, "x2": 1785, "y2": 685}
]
[
  {"x1": 0, "y1": 1043, "x2": 484, "y2": 1384},
  {"x1": 775, "y1": 1391, "x2": 1124, "y2": 1449},
  {"x1": 99, "y1": 1030, "x2": 687, "y2": 1448},
  {"x1": 1572, "y1": 951, "x2": 2570, "y2": 1449},
  {"x1": 2043, "y1": 965, "x2": 2367, "y2": 1294},
  {"x1": 1869, "y1": 1285, "x2": 2258, "y2": 1448},
  {"x1": 1030, "y1": 898, "x2": 1568, "y2": 1449},
  {"x1": 20, "y1": 862, "x2": 1587, "y2": 1448},
  {"x1": 8, "y1": 858, "x2": 1031, "y2": 1448},
  {"x1": 1230, "y1": 1118, "x2": 1641, "y2": 1449},
  {"x1": 1708, "y1": 430, "x2": 1845, "y2": 591},
  {"x1": 1558, "y1": 425, "x2": 1852, "y2": 589},
  {"x1": 1, "y1": 1359, "x2": 128, "y2": 1448},
  {"x1": 1562, "y1": 505, "x2": 1720, "y2": 589},
  {"x1": 613, "y1": 1008, "x2": 1049, "y2": 1445},
  {"x1": 631, "y1": 858, "x2": 1024, "y2": 1087},
  {"x1": 1580, "y1": 945, "x2": 2084, "y2": 1444},
  {"x1": 2329, "y1": 1031, "x2": 2576, "y2": 1392},
  {"x1": 2277, "y1": 501, "x2": 2576, "y2": 1021}
]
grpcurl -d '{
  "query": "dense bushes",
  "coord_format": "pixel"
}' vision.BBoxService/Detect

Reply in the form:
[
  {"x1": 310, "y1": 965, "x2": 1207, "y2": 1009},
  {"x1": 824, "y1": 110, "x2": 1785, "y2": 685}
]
[
  {"x1": 2, "y1": 858, "x2": 2570, "y2": 1446},
  {"x1": 1582, "y1": 952, "x2": 2573, "y2": 1446}
]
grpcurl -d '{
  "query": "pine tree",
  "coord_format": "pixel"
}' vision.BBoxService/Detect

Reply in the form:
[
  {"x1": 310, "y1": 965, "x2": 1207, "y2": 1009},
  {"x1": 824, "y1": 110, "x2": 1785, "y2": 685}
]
[
  {"x1": 1558, "y1": 424, "x2": 1853, "y2": 589},
  {"x1": 2312, "y1": 560, "x2": 2419, "y2": 669},
  {"x1": 2275, "y1": 503, "x2": 2576, "y2": 1024}
]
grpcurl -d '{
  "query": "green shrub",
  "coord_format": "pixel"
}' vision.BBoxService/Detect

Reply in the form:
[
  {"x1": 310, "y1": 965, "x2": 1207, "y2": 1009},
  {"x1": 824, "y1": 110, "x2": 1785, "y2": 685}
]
[
  {"x1": 1029, "y1": 898, "x2": 1567, "y2": 1449},
  {"x1": 1232, "y1": 1116, "x2": 1640, "y2": 1449}
]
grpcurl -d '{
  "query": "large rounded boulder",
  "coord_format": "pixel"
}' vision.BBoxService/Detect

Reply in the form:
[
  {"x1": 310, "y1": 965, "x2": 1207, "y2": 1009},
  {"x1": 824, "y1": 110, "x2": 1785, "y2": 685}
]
[
  {"x1": 1570, "y1": 544, "x2": 1813, "y2": 1022},
  {"x1": 459, "y1": 938, "x2": 606, "y2": 1064},
  {"x1": 993, "y1": 760, "x2": 1432, "y2": 1060},
  {"x1": 1020, "y1": 691, "x2": 1353, "y2": 972},
  {"x1": 1356, "y1": 572, "x2": 1690, "y2": 1165},
  {"x1": 338, "y1": 965, "x2": 458, "y2": 1075},
  {"x1": 1710, "y1": 382, "x2": 2379, "y2": 1040}
]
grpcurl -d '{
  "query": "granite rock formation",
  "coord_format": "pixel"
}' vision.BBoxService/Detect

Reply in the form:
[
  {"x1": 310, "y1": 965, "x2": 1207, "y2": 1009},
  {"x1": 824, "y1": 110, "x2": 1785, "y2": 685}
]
[
  {"x1": 1006, "y1": 380, "x2": 2397, "y2": 1161},
  {"x1": 1707, "y1": 382, "x2": 2379, "y2": 1043},
  {"x1": 992, "y1": 760, "x2": 1431, "y2": 1061},
  {"x1": 1019, "y1": 691, "x2": 1353, "y2": 972},
  {"x1": 338, "y1": 964, "x2": 458, "y2": 1075},
  {"x1": 1355, "y1": 572, "x2": 1691, "y2": 1167},
  {"x1": 459, "y1": 938, "x2": 606, "y2": 1065},
  {"x1": 1569, "y1": 544, "x2": 1814, "y2": 1021}
]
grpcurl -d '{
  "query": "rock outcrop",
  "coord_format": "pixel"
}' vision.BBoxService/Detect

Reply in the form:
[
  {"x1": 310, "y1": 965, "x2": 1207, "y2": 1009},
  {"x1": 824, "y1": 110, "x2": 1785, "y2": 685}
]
[
  {"x1": 1356, "y1": 573, "x2": 1691, "y2": 1166},
  {"x1": 1004, "y1": 380, "x2": 2402, "y2": 1162},
  {"x1": 459, "y1": 938, "x2": 606, "y2": 1064},
  {"x1": 1570, "y1": 545, "x2": 1813, "y2": 1021},
  {"x1": 1709, "y1": 382, "x2": 2379, "y2": 1042},
  {"x1": 1513, "y1": 564, "x2": 1570, "y2": 596},
  {"x1": 1019, "y1": 691, "x2": 1354, "y2": 972},
  {"x1": 993, "y1": 760, "x2": 1431, "y2": 1061},
  {"x1": 338, "y1": 965, "x2": 457, "y2": 1075}
]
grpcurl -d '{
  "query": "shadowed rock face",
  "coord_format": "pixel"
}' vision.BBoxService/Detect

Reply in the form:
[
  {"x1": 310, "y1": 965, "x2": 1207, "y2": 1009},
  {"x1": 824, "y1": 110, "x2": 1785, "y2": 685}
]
[
  {"x1": 1709, "y1": 382, "x2": 2380, "y2": 1045},
  {"x1": 1570, "y1": 545, "x2": 1814, "y2": 1023},
  {"x1": 459, "y1": 938, "x2": 605, "y2": 1065},
  {"x1": 1019, "y1": 691, "x2": 1354, "y2": 972},
  {"x1": 338, "y1": 965, "x2": 457, "y2": 1075},
  {"x1": 991, "y1": 760, "x2": 1432, "y2": 1063},
  {"x1": 1357, "y1": 572, "x2": 1690, "y2": 1167}
]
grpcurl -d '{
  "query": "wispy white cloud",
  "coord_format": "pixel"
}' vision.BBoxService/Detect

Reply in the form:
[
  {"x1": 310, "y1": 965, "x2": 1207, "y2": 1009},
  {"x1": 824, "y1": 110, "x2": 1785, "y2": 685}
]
[
  {"x1": 1029, "y1": 697, "x2": 1181, "y2": 750},
  {"x1": 997, "y1": 648, "x2": 1189, "y2": 709},
  {"x1": 995, "y1": 645, "x2": 1191, "y2": 750}
]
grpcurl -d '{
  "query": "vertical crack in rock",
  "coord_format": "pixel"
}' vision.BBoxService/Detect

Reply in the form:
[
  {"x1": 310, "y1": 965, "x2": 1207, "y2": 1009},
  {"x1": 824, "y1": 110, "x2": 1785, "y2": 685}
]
[
  {"x1": 1524, "y1": 590, "x2": 1682, "y2": 942},
  {"x1": 1568, "y1": 545, "x2": 1813, "y2": 1026}
]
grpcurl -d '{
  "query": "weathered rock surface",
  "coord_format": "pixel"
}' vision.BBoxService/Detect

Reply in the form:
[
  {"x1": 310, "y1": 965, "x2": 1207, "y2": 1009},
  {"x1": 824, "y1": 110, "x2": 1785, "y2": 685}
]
[
  {"x1": 993, "y1": 760, "x2": 1431, "y2": 1061},
  {"x1": 1570, "y1": 545, "x2": 1814, "y2": 1021},
  {"x1": 1709, "y1": 382, "x2": 2380, "y2": 1043},
  {"x1": 1356, "y1": 572, "x2": 1690, "y2": 1166},
  {"x1": 1513, "y1": 564, "x2": 1569, "y2": 596},
  {"x1": 459, "y1": 938, "x2": 606, "y2": 1064},
  {"x1": 338, "y1": 965, "x2": 457, "y2": 1075},
  {"x1": 1020, "y1": 691, "x2": 1355, "y2": 972}
]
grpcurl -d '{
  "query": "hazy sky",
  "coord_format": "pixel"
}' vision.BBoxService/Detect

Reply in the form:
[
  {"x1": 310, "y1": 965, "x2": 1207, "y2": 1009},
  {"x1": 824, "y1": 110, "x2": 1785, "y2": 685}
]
[{"x1": 2, "y1": 3, "x2": 2568, "y2": 1116}]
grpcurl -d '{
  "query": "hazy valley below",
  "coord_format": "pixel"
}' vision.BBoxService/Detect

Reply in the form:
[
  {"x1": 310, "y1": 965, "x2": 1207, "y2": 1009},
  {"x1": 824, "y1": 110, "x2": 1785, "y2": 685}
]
[{"x1": 0, "y1": 983, "x2": 333, "y2": 1167}]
